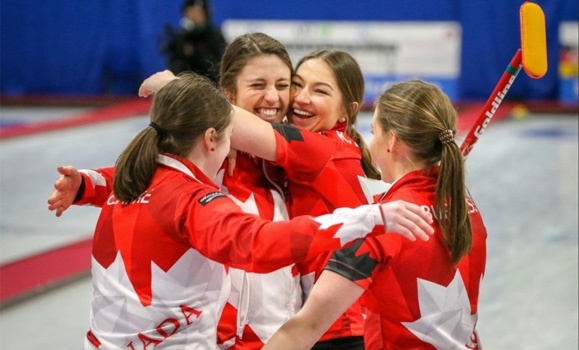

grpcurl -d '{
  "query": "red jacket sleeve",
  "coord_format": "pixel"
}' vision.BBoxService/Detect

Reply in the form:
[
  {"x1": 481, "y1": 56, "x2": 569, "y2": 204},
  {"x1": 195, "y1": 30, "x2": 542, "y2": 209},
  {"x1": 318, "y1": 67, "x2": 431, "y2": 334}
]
[
  {"x1": 76, "y1": 166, "x2": 116, "y2": 207},
  {"x1": 272, "y1": 124, "x2": 340, "y2": 182},
  {"x1": 176, "y1": 186, "x2": 384, "y2": 273}
]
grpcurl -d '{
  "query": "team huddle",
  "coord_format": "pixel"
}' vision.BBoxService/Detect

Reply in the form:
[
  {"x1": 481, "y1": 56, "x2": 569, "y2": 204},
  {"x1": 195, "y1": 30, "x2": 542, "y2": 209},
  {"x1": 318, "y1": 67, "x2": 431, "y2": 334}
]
[{"x1": 48, "y1": 31, "x2": 487, "y2": 350}]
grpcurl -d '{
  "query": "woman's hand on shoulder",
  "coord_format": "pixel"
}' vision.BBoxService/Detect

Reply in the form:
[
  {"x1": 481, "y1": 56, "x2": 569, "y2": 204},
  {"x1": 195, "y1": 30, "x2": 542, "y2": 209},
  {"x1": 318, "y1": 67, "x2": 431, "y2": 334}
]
[{"x1": 378, "y1": 200, "x2": 434, "y2": 241}]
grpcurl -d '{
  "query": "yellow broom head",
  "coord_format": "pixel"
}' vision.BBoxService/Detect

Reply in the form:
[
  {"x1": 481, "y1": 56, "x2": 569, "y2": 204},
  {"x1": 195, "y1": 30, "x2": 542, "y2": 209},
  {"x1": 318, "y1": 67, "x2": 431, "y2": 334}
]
[{"x1": 520, "y1": 2, "x2": 548, "y2": 78}]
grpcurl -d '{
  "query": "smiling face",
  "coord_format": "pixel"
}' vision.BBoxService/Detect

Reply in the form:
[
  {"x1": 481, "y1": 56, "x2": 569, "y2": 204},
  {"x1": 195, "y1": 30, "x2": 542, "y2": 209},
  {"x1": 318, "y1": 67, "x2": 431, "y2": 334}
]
[
  {"x1": 288, "y1": 58, "x2": 347, "y2": 132},
  {"x1": 230, "y1": 54, "x2": 291, "y2": 123}
]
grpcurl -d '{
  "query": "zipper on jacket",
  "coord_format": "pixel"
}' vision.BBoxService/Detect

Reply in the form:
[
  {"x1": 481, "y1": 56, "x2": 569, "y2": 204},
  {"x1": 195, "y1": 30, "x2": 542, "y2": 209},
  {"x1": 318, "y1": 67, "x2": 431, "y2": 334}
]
[{"x1": 236, "y1": 272, "x2": 251, "y2": 339}]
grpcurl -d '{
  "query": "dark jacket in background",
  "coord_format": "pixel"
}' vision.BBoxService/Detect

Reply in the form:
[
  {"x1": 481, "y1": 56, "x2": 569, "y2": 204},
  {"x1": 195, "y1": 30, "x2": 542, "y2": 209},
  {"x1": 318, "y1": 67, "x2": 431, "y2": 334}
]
[{"x1": 162, "y1": 23, "x2": 227, "y2": 84}]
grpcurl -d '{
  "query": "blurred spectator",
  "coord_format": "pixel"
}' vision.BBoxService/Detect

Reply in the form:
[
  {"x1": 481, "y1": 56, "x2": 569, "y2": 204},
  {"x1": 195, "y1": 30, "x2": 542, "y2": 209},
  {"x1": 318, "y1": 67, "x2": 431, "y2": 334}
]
[{"x1": 160, "y1": 0, "x2": 227, "y2": 83}]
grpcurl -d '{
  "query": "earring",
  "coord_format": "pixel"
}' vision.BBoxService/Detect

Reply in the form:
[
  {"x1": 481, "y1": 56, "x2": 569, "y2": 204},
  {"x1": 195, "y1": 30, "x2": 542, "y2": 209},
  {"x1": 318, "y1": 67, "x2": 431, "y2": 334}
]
[
  {"x1": 210, "y1": 147, "x2": 215, "y2": 152},
  {"x1": 339, "y1": 117, "x2": 347, "y2": 123}
]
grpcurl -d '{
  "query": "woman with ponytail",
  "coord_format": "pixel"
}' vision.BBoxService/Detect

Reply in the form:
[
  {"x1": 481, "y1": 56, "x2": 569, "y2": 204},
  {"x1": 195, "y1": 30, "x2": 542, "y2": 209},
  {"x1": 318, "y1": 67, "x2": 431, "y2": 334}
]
[{"x1": 263, "y1": 80, "x2": 488, "y2": 350}]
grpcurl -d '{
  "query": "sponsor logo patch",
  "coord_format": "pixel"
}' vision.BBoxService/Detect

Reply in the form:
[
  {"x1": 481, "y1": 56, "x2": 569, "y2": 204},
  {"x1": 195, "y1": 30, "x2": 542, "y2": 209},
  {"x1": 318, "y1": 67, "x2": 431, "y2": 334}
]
[{"x1": 198, "y1": 191, "x2": 227, "y2": 206}]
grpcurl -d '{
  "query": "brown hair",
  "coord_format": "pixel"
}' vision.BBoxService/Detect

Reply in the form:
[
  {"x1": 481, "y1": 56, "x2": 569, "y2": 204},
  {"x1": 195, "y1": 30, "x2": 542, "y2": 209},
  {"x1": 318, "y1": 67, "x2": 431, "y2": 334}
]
[
  {"x1": 295, "y1": 49, "x2": 381, "y2": 180},
  {"x1": 375, "y1": 80, "x2": 472, "y2": 264},
  {"x1": 219, "y1": 32, "x2": 293, "y2": 96},
  {"x1": 113, "y1": 72, "x2": 232, "y2": 202}
]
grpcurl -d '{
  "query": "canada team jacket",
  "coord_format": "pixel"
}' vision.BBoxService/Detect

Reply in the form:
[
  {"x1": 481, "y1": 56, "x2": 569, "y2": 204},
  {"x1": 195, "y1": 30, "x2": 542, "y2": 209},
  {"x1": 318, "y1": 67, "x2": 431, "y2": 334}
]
[
  {"x1": 325, "y1": 168, "x2": 487, "y2": 349},
  {"x1": 80, "y1": 154, "x2": 385, "y2": 350},
  {"x1": 77, "y1": 153, "x2": 300, "y2": 349},
  {"x1": 215, "y1": 152, "x2": 299, "y2": 350},
  {"x1": 272, "y1": 122, "x2": 389, "y2": 342}
]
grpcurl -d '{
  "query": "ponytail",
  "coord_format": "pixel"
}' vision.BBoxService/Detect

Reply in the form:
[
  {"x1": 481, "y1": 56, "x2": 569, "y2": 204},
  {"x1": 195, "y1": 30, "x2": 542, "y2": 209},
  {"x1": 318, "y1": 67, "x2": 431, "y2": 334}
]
[
  {"x1": 114, "y1": 128, "x2": 160, "y2": 202},
  {"x1": 435, "y1": 132, "x2": 472, "y2": 264},
  {"x1": 375, "y1": 80, "x2": 473, "y2": 264}
]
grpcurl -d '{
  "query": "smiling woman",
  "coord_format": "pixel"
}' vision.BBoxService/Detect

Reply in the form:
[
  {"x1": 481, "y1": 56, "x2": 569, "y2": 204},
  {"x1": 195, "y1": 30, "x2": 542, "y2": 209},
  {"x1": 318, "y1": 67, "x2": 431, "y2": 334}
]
[
  {"x1": 289, "y1": 52, "x2": 359, "y2": 132},
  {"x1": 213, "y1": 32, "x2": 299, "y2": 349},
  {"x1": 289, "y1": 49, "x2": 381, "y2": 181},
  {"x1": 225, "y1": 54, "x2": 289, "y2": 122},
  {"x1": 219, "y1": 32, "x2": 292, "y2": 124},
  {"x1": 263, "y1": 79, "x2": 487, "y2": 350},
  {"x1": 208, "y1": 49, "x2": 386, "y2": 350}
]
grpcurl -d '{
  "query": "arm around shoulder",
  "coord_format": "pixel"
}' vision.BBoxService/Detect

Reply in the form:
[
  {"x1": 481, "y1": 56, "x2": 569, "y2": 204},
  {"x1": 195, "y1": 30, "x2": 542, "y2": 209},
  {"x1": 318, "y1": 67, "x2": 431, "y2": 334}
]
[{"x1": 230, "y1": 105, "x2": 278, "y2": 161}]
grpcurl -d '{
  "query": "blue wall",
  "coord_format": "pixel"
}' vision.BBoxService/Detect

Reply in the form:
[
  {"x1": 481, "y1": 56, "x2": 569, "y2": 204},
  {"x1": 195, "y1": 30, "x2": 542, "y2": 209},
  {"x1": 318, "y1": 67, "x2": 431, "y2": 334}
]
[{"x1": 1, "y1": 0, "x2": 577, "y2": 100}]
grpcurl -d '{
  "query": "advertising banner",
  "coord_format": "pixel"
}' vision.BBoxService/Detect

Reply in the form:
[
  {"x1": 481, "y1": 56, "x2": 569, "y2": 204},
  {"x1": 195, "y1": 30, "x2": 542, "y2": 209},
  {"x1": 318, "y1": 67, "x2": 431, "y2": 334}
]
[{"x1": 222, "y1": 20, "x2": 461, "y2": 105}]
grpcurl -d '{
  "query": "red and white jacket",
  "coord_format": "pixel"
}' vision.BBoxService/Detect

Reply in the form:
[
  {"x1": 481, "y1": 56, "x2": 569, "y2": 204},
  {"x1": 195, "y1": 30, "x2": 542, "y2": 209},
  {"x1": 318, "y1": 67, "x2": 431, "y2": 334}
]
[
  {"x1": 271, "y1": 122, "x2": 389, "y2": 342},
  {"x1": 215, "y1": 152, "x2": 299, "y2": 350},
  {"x1": 325, "y1": 167, "x2": 487, "y2": 349},
  {"x1": 77, "y1": 155, "x2": 300, "y2": 349},
  {"x1": 80, "y1": 154, "x2": 386, "y2": 350}
]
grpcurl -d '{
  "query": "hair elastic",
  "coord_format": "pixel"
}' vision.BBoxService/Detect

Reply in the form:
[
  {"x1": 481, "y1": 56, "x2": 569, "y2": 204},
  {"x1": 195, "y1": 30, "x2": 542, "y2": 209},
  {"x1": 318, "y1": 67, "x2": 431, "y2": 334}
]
[
  {"x1": 439, "y1": 129, "x2": 454, "y2": 145},
  {"x1": 149, "y1": 122, "x2": 165, "y2": 137}
]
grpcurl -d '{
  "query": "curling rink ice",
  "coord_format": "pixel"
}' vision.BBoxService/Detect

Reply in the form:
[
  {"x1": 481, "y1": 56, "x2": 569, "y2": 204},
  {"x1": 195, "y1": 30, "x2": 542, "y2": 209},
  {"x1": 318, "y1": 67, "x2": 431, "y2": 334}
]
[{"x1": 0, "y1": 107, "x2": 577, "y2": 349}]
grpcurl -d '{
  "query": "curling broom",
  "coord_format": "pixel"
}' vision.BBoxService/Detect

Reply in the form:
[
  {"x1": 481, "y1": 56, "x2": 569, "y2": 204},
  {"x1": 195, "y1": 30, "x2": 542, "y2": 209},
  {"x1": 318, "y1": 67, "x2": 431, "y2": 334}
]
[{"x1": 460, "y1": 1, "x2": 548, "y2": 158}]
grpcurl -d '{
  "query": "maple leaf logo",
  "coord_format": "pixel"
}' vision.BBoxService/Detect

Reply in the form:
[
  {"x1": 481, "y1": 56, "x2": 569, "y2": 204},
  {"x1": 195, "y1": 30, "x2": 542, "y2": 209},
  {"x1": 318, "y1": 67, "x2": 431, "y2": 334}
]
[
  {"x1": 314, "y1": 204, "x2": 380, "y2": 246},
  {"x1": 90, "y1": 250, "x2": 230, "y2": 348},
  {"x1": 229, "y1": 192, "x2": 260, "y2": 215},
  {"x1": 330, "y1": 240, "x2": 379, "y2": 280},
  {"x1": 228, "y1": 191, "x2": 289, "y2": 222},
  {"x1": 216, "y1": 169, "x2": 289, "y2": 222},
  {"x1": 402, "y1": 271, "x2": 479, "y2": 349}
]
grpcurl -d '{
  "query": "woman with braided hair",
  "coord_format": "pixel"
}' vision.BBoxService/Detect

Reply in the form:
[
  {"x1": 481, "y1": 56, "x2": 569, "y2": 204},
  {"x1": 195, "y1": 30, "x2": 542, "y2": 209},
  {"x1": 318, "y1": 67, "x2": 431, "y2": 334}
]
[{"x1": 263, "y1": 80, "x2": 488, "y2": 350}]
